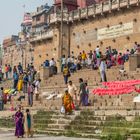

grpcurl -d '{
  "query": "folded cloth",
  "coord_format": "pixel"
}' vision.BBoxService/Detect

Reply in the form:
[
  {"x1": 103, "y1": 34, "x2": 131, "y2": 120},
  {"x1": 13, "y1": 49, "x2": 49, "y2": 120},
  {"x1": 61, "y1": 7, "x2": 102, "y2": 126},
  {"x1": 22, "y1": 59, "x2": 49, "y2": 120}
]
[
  {"x1": 56, "y1": 94, "x2": 63, "y2": 98},
  {"x1": 46, "y1": 93, "x2": 57, "y2": 100}
]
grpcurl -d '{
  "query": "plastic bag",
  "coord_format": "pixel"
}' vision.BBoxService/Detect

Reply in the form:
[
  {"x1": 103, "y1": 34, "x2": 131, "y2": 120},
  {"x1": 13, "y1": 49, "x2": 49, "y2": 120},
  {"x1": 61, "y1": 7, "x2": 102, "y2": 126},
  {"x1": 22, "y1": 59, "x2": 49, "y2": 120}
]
[{"x1": 60, "y1": 106, "x2": 65, "y2": 114}]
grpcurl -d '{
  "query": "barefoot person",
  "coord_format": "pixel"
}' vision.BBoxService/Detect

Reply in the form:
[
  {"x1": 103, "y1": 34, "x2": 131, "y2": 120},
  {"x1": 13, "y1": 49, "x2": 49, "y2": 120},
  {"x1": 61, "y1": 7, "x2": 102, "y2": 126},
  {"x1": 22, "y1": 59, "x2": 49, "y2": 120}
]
[
  {"x1": 24, "y1": 109, "x2": 34, "y2": 138},
  {"x1": 14, "y1": 106, "x2": 24, "y2": 138},
  {"x1": 62, "y1": 90, "x2": 72, "y2": 115}
]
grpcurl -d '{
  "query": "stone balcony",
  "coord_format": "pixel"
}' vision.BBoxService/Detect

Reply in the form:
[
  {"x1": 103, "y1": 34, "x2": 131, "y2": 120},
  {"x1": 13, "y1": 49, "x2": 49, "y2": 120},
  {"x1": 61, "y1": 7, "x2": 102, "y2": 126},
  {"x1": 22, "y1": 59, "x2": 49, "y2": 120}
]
[
  {"x1": 30, "y1": 30, "x2": 53, "y2": 43},
  {"x1": 48, "y1": 0, "x2": 139, "y2": 24}
]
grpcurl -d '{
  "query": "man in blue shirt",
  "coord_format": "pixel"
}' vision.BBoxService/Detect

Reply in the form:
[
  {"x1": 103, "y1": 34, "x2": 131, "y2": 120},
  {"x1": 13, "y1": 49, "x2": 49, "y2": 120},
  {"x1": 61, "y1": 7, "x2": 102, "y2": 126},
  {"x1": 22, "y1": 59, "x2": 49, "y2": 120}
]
[{"x1": 13, "y1": 72, "x2": 19, "y2": 90}]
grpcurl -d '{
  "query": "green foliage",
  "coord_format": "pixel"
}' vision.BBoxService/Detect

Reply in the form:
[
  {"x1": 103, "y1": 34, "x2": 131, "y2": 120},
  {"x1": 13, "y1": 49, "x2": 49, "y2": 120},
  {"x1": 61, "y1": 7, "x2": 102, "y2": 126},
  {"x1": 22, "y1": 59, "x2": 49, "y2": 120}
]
[
  {"x1": 102, "y1": 133, "x2": 126, "y2": 140},
  {"x1": 132, "y1": 135, "x2": 140, "y2": 140},
  {"x1": 0, "y1": 117, "x2": 14, "y2": 128}
]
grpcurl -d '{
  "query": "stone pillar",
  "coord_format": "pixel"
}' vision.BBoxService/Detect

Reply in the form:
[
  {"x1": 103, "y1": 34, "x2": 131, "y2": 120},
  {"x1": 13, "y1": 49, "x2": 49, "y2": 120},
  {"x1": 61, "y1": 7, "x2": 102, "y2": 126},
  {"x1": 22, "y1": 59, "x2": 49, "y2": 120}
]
[
  {"x1": 125, "y1": 54, "x2": 140, "y2": 71},
  {"x1": 61, "y1": 23, "x2": 70, "y2": 58},
  {"x1": 57, "y1": 23, "x2": 70, "y2": 73},
  {"x1": 40, "y1": 66, "x2": 52, "y2": 81}
]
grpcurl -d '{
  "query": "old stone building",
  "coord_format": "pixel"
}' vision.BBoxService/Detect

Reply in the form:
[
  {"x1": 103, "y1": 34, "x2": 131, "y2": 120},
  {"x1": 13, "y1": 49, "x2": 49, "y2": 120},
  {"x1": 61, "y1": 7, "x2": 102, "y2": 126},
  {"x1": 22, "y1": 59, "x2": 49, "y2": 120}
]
[
  {"x1": 2, "y1": 12, "x2": 33, "y2": 69},
  {"x1": 2, "y1": 35, "x2": 19, "y2": 67},
  {"x1": 29, "y1": 0, "x2": 140, "y2": 71},
  {"x1": 2, "y1": 0, "x2": 140, "y2": 71}
]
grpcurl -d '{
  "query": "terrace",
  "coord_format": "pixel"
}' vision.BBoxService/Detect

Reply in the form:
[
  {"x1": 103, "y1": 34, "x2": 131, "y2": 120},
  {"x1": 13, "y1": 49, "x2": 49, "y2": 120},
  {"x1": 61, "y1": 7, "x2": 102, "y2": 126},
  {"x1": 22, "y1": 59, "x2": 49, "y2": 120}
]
[{"x1": 48, "y1": 0, "x2": 140, "y2": 23}]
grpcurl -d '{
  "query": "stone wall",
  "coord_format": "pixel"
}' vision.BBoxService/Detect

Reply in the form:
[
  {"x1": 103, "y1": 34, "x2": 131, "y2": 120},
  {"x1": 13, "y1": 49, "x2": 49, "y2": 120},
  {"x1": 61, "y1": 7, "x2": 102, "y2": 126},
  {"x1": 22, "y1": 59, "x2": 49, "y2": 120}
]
[
  {"x1": 31, "y1": 7, "x2": 140, "y2": 71},
  {"x1": 2, "y1": 44, "x2": 32, "y2": 69},
  {"x1": 31, "y1": 27, "x2": 60, "y2": 71},
  {"x1": 70, "y1": 7, "x2": 140, "y2": 56}
]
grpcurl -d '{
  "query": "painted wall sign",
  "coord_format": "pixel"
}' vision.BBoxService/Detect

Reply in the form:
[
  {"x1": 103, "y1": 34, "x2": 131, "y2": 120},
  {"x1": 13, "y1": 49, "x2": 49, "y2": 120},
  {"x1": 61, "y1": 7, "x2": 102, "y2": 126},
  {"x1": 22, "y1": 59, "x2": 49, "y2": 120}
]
[
  {"x1": 97, "y1": 22, "x2": 133, "y2": 40},
  {"x1": 74, "y1": 29, "x2": 97, "y2": 45}
]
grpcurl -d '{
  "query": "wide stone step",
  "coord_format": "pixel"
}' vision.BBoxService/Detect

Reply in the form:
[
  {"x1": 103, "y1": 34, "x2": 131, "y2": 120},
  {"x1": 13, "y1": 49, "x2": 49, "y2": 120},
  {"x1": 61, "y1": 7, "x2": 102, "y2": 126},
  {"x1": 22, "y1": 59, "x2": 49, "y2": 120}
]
[
  {"x1": 65, "y1": 124, "x2": 99, "y2": 131},
  {"x1": 48, "y1": 124, "x2": 68, "y2": 129},
  {"x1": 103, "y1": 126, "x2": 140, "y2": 134}
]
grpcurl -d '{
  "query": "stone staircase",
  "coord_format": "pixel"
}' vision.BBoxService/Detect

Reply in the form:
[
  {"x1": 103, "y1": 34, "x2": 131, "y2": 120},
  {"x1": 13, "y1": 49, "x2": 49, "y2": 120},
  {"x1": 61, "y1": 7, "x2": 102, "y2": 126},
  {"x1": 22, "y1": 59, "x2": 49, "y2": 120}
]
[
  {"x1": 39, "y1": 66, "x2": 140, "y2": 110},
  {"x1": 1, "y1": 67, "x2": 140, "y2": 139},
  {"x1": 34, "y1": 110, "x2": 79, "y2": 136},
  {"x1": 0, "y1": 79, "x2": 13, "y2": 89},
  {"x1": 2, "y1": 109, "x2": 140, "y2": 139},
  {"x1": 2, "y1": 66, "x2": 140, "y2": 111}
]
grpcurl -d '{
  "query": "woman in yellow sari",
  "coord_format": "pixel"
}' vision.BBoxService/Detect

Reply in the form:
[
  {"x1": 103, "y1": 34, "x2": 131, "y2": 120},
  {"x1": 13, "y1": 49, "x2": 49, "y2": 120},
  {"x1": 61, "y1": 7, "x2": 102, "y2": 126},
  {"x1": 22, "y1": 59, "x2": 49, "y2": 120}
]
[
  {"x1": 62, "y1": 90, "x2": 72, "y2": 115},
  {"x1": 17, "y1": 74, "x2": 23, "y2": 91}
]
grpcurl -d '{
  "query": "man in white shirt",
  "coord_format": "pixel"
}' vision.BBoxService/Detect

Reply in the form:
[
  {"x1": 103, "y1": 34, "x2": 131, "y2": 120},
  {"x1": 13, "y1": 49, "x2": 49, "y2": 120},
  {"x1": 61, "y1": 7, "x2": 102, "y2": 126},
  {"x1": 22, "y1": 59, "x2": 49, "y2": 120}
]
[
  {"x1": 50, "y1": 58, "x2": 55, "y2": 67},
  {"x1": 95, "y1": 45, "x2": 100, "y2": 55},
  {"x1": 61, "y1": 55, "x2": 66, "y2": 72},
  {"x1": 68, "y1": 81, "x2": 77, "y2": 104},
  {"x1": 67, "y1": 56, "x2": 72, "y2": 69},
  {"x1": 99, "y1": 57, "x2": 107, "y2": 82},
  {"x1": 50, "y1": 58, "x2": 56, "y2": 75}
]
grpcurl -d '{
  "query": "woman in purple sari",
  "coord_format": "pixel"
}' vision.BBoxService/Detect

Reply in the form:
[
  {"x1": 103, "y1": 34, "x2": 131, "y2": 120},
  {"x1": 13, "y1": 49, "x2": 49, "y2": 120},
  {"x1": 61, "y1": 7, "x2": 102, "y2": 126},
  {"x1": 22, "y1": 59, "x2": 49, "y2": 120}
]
[{"x1": 15, "y1": 106, "x2": 24, "y2": 138}]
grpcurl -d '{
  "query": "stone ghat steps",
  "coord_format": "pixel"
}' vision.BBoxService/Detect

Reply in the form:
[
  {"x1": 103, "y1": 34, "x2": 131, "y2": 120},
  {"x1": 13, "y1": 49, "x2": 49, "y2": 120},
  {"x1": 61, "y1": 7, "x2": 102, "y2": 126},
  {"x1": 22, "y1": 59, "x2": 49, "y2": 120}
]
[
  {"x1": 45, "y1": 74, "x2": 123, "y2": 87},
  {"x1": 45, "y1": 75, "x2": 133, "y2": 87},
  {"x1": 2, "y1": 109, "x2": 140, "y2": 139},
  {"x1": 4, "y1": 90, "x2": 140, "y2": 111},
  {"x1": 35, "y1": 129, "x2": 101, "y2": 139},
  {"x1": 34, "y1": 110, "x2": 140, "y2": 139},
  {"x1": 41, "y1": 83, "x2": 100, "y2": 93},
  {"x1": 0, "y1": 80, "x2": 13, "y2": 89},
  {"x1": 6, "y1": 92, "x2": 139, "y2": 111},
  {"x1": 43, "y1": 69, "x2": 137, "y2": 90},
  {"x1": 35, "y1": 92, "x2": 140, "y2": 110},
  {"x1": 44, "y1": 67, "x2": 126, "y2": 87}
]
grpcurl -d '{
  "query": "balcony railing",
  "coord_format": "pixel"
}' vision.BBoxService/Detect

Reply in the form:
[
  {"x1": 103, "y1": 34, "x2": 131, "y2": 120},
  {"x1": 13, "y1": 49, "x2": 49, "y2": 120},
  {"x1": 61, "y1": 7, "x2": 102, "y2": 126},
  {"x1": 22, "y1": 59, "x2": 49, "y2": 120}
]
[
  {"x1": 30, "y1": 30, "x2": 53, "y2": 42},
  {"x1": 48, "y1": 0, "x2": 139, "y2": 24}
]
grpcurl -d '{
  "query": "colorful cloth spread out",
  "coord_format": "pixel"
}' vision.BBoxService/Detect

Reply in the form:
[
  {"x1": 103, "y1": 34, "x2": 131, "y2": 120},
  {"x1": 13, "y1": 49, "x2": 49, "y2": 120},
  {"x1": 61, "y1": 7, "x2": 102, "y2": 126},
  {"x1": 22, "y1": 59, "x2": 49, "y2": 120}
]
[
  {"x1": 102, "y1": 80, "x2": 140, "y2": 88},
  {"x1": 93, "y1": 86, "x2": 135, "y2": 96},
  {"x1": 93, "y1": 80, "x2": 140, "y2": 96}
]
